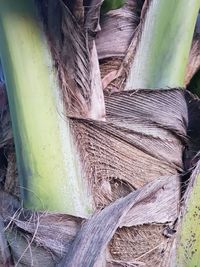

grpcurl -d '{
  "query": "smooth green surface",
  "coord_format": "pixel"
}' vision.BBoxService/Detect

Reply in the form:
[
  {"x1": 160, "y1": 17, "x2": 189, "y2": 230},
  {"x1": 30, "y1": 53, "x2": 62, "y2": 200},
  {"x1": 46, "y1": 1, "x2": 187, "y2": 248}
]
[
  {"x1": 177, "y1": 173, "x2": 200, "y2": 267},
  {"x1": 0, "y1": 0, "x2": 92, "y2": 217},
  {"x1": 125, "y1": 0, "x2": 200, "y2": 89},
  {"x1": 101, "y1": 0, "x2": 125, "y2": 14}
]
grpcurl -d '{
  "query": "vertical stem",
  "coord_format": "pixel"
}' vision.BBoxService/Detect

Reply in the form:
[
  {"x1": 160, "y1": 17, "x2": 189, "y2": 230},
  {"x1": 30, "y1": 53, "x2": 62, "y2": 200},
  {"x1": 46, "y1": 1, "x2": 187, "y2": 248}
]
[
  {"x1": 177, "y1": 168, "x2": 200, "y2": 266},
  {"x1": 0, "y1": 0, "x2": 92, "y2": 217},
  {"x1": 125, "y1": 0, "x2": 200, "y2": 89}
]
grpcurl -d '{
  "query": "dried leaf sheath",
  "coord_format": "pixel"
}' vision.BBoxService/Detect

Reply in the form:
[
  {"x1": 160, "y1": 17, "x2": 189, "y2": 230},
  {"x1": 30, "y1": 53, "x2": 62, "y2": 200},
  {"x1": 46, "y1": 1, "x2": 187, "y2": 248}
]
[
  {"x1": 67, "y1": 89, "x2": 186, "y2": 266},
  {"x1": 96, "y1": 0, "x2": 143, "y2": 59},
  {"x1": 58, "y1": 175, "x2": 179, "y2": 267},
  {"x1": 71, "y1": 89, "x2": 186, "y2": 208},
  {"x1": 36, "y1": 0, "x2": 105, "y2": 120},
  {"x1": 97, "y1": 0, "x2": 144, "y2": 92},
  {"x1": 1, "y1": 173, "x2": 180, "y2": 266},
  {"x1": 1, "y1": 88, "x2": 188, "y2": 266}
]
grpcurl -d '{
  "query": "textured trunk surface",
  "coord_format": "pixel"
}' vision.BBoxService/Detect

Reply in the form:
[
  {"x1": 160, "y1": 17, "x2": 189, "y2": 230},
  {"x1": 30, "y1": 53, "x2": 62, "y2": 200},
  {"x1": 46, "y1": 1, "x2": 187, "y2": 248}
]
[{"x1": 0, "y1": 1, "x2": 200, "y2": 267}]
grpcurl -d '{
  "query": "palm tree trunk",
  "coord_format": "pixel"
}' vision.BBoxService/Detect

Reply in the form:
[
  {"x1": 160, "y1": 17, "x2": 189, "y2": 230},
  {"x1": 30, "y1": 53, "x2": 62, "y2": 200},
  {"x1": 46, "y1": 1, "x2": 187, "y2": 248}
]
[{"x1": 0, "y1": 1, "x2": 200, "y2": 267}]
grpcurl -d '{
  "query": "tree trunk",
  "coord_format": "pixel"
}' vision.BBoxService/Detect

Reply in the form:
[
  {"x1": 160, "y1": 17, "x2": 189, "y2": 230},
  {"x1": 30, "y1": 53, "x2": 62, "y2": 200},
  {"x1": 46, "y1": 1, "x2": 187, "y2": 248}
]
[{"x1": 0, "y1": 1, "x2": 200, "y2": 267}]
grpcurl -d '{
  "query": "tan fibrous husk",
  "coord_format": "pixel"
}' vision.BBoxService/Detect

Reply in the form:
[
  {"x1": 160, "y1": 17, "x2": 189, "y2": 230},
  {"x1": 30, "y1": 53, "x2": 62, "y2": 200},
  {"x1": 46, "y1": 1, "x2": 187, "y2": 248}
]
[
  {"x1": 0, "y1": 174, "x2": 179, "y2": 266},
  {"x1": 1, "y1": 88, "x2": 191, "y2": 267},
  {"x1": 35, "y1": 0, "x2": 105, "y2": 120},
  {"x1": 97, "y1": 0, "x2": 144, "y2": 92}
]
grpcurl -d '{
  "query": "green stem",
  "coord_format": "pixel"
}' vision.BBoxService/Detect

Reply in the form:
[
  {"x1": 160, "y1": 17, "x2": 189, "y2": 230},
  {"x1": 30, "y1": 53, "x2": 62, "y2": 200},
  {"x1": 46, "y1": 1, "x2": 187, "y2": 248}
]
[
  {"x1": 177, "y1": 169, "x2": 200, "y2": 266},
  {"x1": 101, "y1": 0, "x2": 125, "y2": 14},
  {"x1": 125, "y1": 0, "x2": 200, "y2": 89},
  {"x1": 0, "y1": 0, "x2": 92, "y2": 217}
]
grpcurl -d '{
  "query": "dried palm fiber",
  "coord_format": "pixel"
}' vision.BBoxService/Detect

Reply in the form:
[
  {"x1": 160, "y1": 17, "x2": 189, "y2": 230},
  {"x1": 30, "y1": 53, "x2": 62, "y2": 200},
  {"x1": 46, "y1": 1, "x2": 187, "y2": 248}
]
[
  {"x1": 72, "y1": 89, "x2": 187, "y2": 209},
  {"x1": 0, "y1": 88, "x2": 190, "y2": 266},
  {"x1": 35, "y1": 0, "x2": 106, "y2": 120},
  {"x1": 97, "y1": 0, "x2": 144, "y2": 92},
  {"x1": 0, "y1": 0, "x2": 199, "y2": 267},
  {"x1": 96, "y1": 0, "x2": 144, "y2": 59}
]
